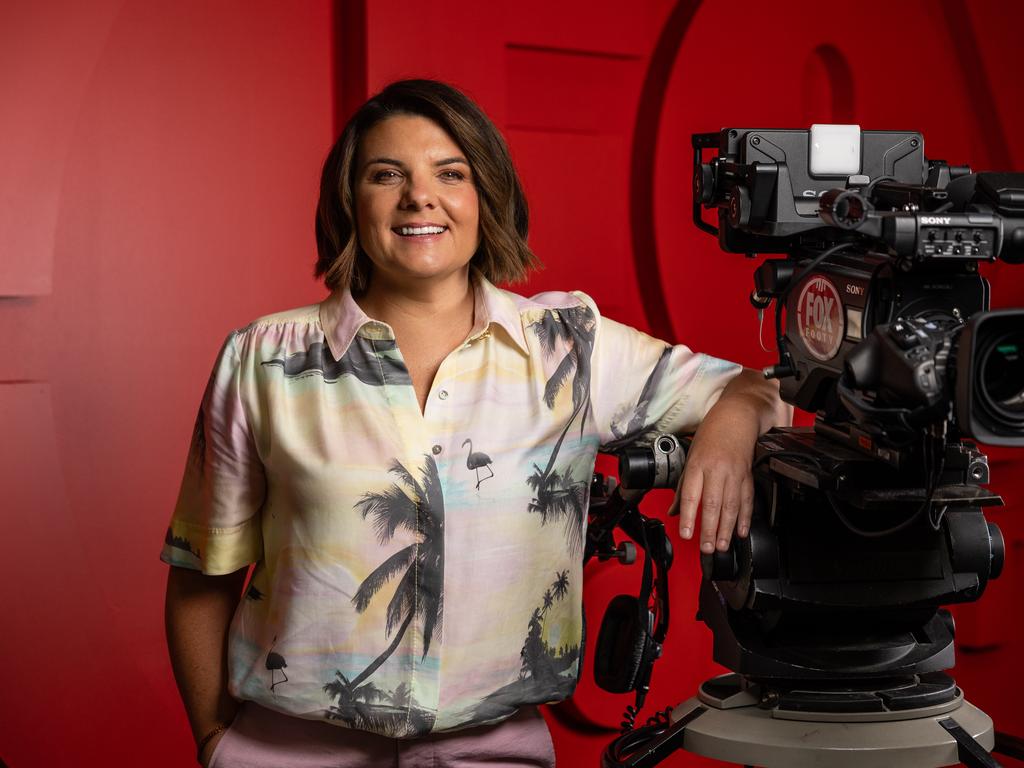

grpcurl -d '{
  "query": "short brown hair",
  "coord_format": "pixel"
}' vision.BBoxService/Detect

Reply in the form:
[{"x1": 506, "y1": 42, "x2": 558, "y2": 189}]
[{"x1": 315, "y1": 79, "x2": 539, "y2": 291}]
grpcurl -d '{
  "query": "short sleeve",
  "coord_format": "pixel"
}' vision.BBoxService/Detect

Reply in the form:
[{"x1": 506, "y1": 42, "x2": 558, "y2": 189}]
[
  {"x1": 160, "y1": 331, "x2": 265, "y2": 574},
  {"x1": 578, "y1": 293, "x2": 742, "y2": 450}
]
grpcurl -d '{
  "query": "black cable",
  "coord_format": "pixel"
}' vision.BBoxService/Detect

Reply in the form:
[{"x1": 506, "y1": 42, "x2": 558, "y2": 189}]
[
  {"x1": 822, "y1": 429, "x2": 950, "y2": 538},
  {"x1": 756, "y1": 444, "x2": 934, "y2": 539},
  {"x1": 824, "y1": 490, "x2": 923, "y2": 539},
  {"x1": 607, "y1": 706, "x2": 676, "y2": 758}
]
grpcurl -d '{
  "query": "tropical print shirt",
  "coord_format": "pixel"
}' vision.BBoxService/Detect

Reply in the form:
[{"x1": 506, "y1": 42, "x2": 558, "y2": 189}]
[{"x1": 160, "y1": 272, "x2": 741, "y2": 738}]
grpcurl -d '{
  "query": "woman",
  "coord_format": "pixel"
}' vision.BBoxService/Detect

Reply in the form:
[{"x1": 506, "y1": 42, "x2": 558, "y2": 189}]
[{"x1": 163, "y1": 79, "x2": 787, "y2": 767}]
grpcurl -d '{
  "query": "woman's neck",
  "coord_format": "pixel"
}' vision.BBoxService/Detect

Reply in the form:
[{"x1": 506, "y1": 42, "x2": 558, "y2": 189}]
[{"x1": 355, "y1": 268, "x2": 475, "y2": 334}]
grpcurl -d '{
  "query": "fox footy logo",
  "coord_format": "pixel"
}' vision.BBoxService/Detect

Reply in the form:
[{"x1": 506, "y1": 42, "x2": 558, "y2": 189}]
[{"x1": 796, "y1": 276, "x2": 845, "y2": 361}]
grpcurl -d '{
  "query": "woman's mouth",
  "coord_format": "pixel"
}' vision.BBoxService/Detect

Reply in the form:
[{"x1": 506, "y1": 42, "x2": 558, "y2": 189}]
[{"x1": 393, "y1": 225, "x2": 448, "y2": 236}]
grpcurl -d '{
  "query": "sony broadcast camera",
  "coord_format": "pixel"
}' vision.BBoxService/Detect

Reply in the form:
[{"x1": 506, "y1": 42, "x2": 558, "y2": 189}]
[
  {"x1": 589, "y1": 127, "x2": 1023, "y2": 768},
  {"x1": 688, "y1": 125, "x2": 1022, "y2": 721}
]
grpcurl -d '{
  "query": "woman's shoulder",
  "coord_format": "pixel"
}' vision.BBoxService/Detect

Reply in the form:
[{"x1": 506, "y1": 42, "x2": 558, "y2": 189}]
[
  {"x1": 497, "y1": 285, "x2": 597, "y2": 315},
  {"x1": 241, "y1": 302, "x2": 322, "y2": 331},
  {"x1": 218, "y1": 302, "x2": 325, "y2": 355}
]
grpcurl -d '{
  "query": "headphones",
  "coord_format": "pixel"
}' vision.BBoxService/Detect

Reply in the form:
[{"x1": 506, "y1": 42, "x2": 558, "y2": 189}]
[{"x1": 590, "y1": 497, "x2": 673, "y2": 716}]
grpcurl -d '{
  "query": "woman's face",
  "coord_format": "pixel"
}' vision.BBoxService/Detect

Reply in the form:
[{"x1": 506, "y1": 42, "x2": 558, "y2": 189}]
[{"x1": 354, "y1": 114, "x2": 480, "y2": 289}]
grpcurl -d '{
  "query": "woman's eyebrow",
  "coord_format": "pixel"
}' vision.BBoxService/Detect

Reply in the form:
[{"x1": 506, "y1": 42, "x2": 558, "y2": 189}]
[
  {"x1": 364, "y1": 156, "x2": 405, "y2": 168},
  {"x1": 362, "y1": 156, "x2": 468, "y2": 168}
]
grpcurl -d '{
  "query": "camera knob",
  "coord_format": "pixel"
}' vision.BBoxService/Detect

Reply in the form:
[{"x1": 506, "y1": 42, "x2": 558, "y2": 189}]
[
  {"x1": 701, "y1": 545, "x2": 739, "y2": 581},
  {"x1": 988, "y1": 522, "x2": 1005, "y2": 579},
  {"x1": 728, "y1": 187, "x2": 751, "y2": 227},
  {"x1": 695, "y1": 163, "x2": 716, "y2": 204}
]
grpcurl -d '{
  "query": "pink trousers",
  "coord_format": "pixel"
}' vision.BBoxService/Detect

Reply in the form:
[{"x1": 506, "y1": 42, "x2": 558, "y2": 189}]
[{"x1": 208, "y1": 702, "x2": 557, "y2": 768}]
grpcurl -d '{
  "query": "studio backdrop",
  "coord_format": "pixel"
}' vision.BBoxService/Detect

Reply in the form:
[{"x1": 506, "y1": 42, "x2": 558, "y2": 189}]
[{"x1": 2, "y1": 2, "x2": 1021, "y2": 766}]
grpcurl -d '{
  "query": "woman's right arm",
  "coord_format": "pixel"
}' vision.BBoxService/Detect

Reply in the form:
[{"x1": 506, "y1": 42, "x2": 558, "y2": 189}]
[{"x1": 165, "y1": 565, "x2": 247, "y2": 765}]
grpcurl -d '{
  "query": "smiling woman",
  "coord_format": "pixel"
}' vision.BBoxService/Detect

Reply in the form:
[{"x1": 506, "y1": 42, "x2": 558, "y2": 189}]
[
  {"x1": 315, "y1": 79, "x2": 538, "y2": 293},
  {"x1": 354, "y1": 115, "x2": 481, "y2": 289},
  {"x1": 161, "y1": 79, "x2": 786, "y2": 768}
]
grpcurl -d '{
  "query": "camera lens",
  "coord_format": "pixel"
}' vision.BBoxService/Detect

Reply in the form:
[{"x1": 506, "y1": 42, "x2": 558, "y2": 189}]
[{"x1": 978, "y1": 330, "x2": 1024, "y2": 425}]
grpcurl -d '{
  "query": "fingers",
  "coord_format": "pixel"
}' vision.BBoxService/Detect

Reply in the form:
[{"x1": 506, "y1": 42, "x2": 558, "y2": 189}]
[
  {"x1": 675, "y1": 465, "x2": 703, "y2": 541},
  {"x1": 676, "y1": 456, "x2": 756, "y2": 554},
  {"x1": 736, "y1": 473, "x2": 754, "y2": 539},
  {"x1": 713, "y1": 477, "x2": 741, "y2": 552},
  {"x1": 699, "y1": 469, "x2": 723, "y2": 554}
]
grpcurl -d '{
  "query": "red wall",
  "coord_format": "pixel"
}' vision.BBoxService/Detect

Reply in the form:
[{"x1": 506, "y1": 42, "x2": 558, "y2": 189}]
[{"x1": 3, "y1": 2, "x2": 1023, "y2": 766}]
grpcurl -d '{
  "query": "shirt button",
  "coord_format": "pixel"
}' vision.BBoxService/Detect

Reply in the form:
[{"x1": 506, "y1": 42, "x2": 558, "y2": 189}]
[
  {"x1": 432, "y1": 444, "x2": 443, "y2": 455},
  {"x1": 438, "y1": 390, "x2": 449, "y2": 400}
]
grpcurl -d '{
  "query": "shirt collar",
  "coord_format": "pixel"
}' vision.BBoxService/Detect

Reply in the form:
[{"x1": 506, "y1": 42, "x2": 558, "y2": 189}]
[{"x1": 319, "y1": 270, "x2": 530, "y2": 360}]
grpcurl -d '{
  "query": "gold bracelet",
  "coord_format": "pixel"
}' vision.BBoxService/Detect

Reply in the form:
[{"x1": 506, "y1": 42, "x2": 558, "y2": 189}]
[{"x1": 196, "y1": 724, "x2": 228, "y2": 764}]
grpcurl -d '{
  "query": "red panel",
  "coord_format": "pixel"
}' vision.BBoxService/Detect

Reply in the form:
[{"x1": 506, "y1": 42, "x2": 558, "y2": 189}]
[
  {"x1": 0, "y1": 0, "x2": 123, "y2": 295},
  {"x1": 506, "y1": 46, "x2": 644, "y2": 135},
  {"x1": 0, "y1": 383, "x2": 109, "y2": 764},
  {"x1": 1, "y1": 2, "x2": 333, "y2": 766}
]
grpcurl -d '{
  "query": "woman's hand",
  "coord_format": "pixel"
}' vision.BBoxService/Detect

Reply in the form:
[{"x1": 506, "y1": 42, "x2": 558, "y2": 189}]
[
  {"x1": 165, "y1": 566, "x2": 245, "y2": 768},
  {"x1": 669, "y1": 368, "x2": 790, "y2": 552}
]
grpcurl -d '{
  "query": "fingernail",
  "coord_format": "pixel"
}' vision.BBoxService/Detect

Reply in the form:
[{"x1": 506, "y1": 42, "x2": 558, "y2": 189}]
[
  {"x1": 681, "y1": 527, "x2": 691, "y2": 538},
  {"x1": 701, "y1": 541, "x2": 714, "y2": 554},
  {"x1": 738, "y1": 526, "x2": 748, "y2": 537},
  {"x1": 717, "y1": 538, "x2": 729, "y2": 551}
]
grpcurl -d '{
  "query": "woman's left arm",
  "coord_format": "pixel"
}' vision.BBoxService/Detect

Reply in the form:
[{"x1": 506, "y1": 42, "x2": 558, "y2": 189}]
[{"x1": 671, "y1": 368, "x2": 792, "y2": 553}]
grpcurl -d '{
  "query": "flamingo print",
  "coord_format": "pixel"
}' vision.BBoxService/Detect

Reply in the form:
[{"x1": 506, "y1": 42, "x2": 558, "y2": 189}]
[
  {"x1": 266, "y1": 636, "x2": 289, "y2": 692},
  {"x1": 462, "y1": 438, "x2": 494, "y2": 490}
]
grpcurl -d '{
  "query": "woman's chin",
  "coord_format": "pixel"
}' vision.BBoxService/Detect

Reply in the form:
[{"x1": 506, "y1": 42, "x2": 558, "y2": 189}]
[{"x1": 377, "y1": 261, "x2": 472, "y2": 287}]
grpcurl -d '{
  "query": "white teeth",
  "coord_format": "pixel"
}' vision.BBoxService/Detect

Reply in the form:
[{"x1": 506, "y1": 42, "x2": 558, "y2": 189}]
[{"x1": 398, "y1": 226, "x2": 446, "y2": 236}]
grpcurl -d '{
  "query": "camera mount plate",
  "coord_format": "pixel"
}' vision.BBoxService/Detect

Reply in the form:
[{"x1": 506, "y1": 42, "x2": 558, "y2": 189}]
[{"x1": 672, "y1": 673, "x2": 995, "y2": 767}]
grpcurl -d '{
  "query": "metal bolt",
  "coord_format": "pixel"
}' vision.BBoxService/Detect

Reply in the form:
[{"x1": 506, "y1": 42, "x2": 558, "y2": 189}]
[{"x1": 752, "y1": 136, "x2": 761, "y2": 146}]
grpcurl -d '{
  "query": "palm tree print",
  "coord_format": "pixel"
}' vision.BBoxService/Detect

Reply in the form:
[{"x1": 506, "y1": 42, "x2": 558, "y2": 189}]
[
  {"x1": 605, "y1": 345, "x2": 674, "y2": 450},
  {"x1": 322, "y1": 455, "x2": 444, "y2": 735},
  {"x1": 389, "y1": 681, "x2": 412, "y2": 709},
  {"x1": 518, "y1": 569, "x2": 575, "y2": 684},
  {"x1": 551, "y1": 568, "x2": 570, "y2": 601},
  {"x1": 323, "y1": 672, "x2": 389, "y2": 726},
  {"x1": 468, "y1": 570, "x2": 580, "y2": 723},
  {"x1": 526, "y1": 305, "x2": 596, "y2": 555},
  {"x1": 323, "y1": 674, "x2": 434, "y2": 736},
  {"x1": 164, "y1": 527, "x2": 200, "y2": 559}
]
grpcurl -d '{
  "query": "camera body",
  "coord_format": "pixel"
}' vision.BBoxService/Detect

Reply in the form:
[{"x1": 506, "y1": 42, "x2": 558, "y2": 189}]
[
  {"x1": 694, "y1": 126, "x2": 1024, "y2": 447},
  {"x1": 690, "y1": 126, "x2": 1021, "y2": 685}
]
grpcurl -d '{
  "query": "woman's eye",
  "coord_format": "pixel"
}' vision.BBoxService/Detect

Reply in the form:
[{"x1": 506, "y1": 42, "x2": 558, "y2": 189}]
[
  {"x1": 439, "y1": 169, "x2": 466, "y2": 181},
  {"x1": 372, "y1": 169, "x2": 401, "y2": 182}
]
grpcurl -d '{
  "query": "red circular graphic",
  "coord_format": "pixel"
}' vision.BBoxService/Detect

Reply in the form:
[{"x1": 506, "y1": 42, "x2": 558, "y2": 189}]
[{"x1": 796, "y1": 277, "x2": 845, "y2": 361}]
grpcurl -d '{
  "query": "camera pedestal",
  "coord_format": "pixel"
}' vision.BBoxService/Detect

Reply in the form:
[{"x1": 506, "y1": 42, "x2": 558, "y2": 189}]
[{"x1": 672, "y1": 674, "x2": 995, "y2": 768}]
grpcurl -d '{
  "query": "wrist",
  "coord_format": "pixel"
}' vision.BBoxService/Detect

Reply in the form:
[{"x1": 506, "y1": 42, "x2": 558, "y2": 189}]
[{"x1": 196, "y1": 723, "x2": 228, "y2": 764}]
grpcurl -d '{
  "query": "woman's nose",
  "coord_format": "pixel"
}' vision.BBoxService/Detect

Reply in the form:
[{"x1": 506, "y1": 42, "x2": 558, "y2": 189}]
[{"x1": 400, "y1": 176, "x2": 435, "y2": 210}]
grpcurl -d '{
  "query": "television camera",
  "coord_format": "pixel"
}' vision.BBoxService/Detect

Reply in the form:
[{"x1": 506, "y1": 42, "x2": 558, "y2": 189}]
[{"x1": 588, "y1": 126, "x2": 1024, "y2": 767}]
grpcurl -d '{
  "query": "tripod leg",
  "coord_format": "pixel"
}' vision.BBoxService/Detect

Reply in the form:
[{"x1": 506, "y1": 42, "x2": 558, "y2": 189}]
[{"x1": 938, "y1": 717, "x2": 1003, "y2": 768}]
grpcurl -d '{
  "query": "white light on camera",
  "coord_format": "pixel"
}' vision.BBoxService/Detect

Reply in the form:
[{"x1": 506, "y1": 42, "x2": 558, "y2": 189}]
[{"x1": 810, "y1": 124, "x2": 861, "y2": 176}]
